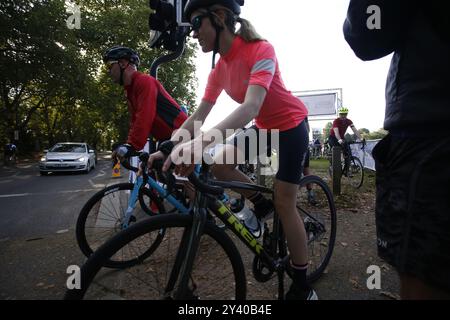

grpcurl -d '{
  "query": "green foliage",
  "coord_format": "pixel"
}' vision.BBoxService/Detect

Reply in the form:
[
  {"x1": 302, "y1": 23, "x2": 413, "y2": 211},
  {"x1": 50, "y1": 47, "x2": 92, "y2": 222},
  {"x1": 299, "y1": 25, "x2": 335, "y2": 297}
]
[
  {"x1": 364, "y1": 129, "x2": 388, "y2": 140},
  {"x1": 358, "y1": 128, "x2": 370, "y2": 136},
  {"x1": 324, "y1": 122, "x2": 333, "y2": 134},
  {"x1": 0, "y1": 0, "x2": 198, "y2": 153},
  {"x1": 321, "y1": 122, "x2": 386, "y2": 143}
]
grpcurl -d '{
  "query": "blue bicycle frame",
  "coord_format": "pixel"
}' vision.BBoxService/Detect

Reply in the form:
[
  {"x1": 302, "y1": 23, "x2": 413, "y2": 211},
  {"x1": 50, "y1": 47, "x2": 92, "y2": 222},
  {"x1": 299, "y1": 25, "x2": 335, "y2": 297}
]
[{"x1": 121, "y1": 164, "x2": 224, "y2": 228}]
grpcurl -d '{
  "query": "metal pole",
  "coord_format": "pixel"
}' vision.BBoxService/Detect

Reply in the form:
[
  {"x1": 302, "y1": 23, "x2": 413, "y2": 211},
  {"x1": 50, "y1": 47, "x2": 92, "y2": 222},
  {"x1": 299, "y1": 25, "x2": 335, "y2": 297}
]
[
  {"x1": 332, "y1": 146, "x2": 342, "y2": 195},
  {"x1": 149, "y1": 27, "x2": 188, "y2": 78}
]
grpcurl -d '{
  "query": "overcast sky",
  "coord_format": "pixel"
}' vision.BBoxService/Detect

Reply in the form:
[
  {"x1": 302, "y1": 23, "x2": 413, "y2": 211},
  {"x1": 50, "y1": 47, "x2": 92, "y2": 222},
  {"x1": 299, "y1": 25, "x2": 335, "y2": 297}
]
[{"x1": 190, "y1": 0, "x2": 392, "y2": 134}]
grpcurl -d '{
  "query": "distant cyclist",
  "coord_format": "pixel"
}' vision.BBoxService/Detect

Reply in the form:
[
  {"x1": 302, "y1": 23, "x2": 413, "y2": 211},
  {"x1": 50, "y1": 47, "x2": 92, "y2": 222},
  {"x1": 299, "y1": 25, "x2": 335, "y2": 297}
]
[
  {"x1": 4, "y1": 142, "x2": 17, "y2": 165},
  {"x1": 102, "y1": 46, "x2": 188, "y2": 160},
  {"x1": 328, "y1": 107, "x2": 363, "y2": 168},
  {"x1": 312, "y1": 137, "x2": 322, "y2": 158}
]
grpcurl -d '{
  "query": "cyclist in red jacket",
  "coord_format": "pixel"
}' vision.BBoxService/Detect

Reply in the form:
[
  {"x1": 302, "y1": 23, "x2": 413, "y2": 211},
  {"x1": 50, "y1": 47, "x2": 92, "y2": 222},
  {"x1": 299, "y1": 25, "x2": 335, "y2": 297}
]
[{"x1": 103, "y1": 46, "x2": 187, "y2": 158}]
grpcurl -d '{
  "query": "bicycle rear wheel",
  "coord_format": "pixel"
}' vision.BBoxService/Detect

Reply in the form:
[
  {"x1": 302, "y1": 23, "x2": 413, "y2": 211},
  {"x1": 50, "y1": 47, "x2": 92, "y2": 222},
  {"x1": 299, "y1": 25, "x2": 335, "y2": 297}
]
[
  {"x1": 66, "y1": 214, "x2": 247, "y2": 300},
  {"x1": 296, "y1": 175, "x2": 337, "y2": 283},
  {"x1": 76, "y1": 183, "x2": 166, "y2": 268},
  {"x1": 342, "y1": 156, "x2": 364, "y2": 189}
]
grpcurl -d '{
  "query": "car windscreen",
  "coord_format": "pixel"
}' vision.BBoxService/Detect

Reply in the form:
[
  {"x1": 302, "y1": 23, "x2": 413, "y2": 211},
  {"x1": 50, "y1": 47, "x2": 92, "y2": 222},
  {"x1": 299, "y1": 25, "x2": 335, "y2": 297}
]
[{"x1": 49, "y1": 144, "x2": 86, "y2": 153}]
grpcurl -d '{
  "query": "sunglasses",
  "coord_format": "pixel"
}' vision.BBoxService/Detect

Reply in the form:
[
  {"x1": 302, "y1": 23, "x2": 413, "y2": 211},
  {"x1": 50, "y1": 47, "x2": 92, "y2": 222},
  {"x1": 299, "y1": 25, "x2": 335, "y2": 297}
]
[
  {"x1": 190, "y1": 14, "x2": 209, "y2": 32},
  {"x1": 105, "y1": 60, "x2": 119, "y2": 70}
]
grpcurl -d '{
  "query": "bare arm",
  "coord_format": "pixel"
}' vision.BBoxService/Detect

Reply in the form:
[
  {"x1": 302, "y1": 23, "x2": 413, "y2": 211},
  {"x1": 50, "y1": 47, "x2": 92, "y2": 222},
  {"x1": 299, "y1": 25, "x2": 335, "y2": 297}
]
[
  {"x1": 199, "y1": 84, "x2": 267, "y2": 146},
  {"x1": 333, "y1": 127, "x2": 343, "y2": 141},
  {"x1": 160, "y1": 85, "x2": 267, "y2": 173},
  {"x1": 350, "y1": 125, "x2": 363, "y2": 140},
  {"x1": 170, "y1": 100, "x2": 214, "y2": 145}
]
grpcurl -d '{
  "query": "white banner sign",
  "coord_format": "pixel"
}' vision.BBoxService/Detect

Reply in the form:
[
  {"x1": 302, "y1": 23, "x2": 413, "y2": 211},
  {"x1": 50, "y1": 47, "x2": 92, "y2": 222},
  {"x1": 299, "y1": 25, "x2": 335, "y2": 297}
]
[
  {"x1": 350, "y1": 139, "x2": 380, "y2": 171},
  {"x1": 295, "y1": 93, "x2": 337, "y2": 117}
]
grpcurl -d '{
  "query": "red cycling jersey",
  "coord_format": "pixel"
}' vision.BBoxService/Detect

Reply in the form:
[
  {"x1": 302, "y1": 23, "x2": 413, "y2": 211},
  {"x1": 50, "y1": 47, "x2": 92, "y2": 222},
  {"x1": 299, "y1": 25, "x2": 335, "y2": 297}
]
[
  {"x1": 124, "y1": 72, "x2": 187, "y2": 150},
  {"x1": 330, "y1": 118, "x2": 353, "y2": 138},
  {"x1": 202, "y1": 36, "x2": 308, "y2": 131}
]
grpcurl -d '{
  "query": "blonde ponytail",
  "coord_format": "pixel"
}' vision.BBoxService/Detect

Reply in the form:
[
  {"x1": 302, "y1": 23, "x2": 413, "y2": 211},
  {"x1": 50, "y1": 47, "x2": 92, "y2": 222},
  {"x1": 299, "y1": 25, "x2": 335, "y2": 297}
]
[
  {"x1": 236, "y1": 17, "x2": 265, "y2": 42},
  {"x1": 211, "y1": 5, "x2": 265, "y2": 42}
]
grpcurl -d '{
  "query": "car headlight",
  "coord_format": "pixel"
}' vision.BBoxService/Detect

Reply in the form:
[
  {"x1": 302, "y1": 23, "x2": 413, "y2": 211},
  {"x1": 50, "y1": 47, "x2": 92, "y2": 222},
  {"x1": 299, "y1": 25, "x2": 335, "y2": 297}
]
[
  {"x1": 77, "y1": 156, "x2": 87, "y2": 162},
  {"x1": 40, "y1": 157, "x2": 46, "y2": 162}
]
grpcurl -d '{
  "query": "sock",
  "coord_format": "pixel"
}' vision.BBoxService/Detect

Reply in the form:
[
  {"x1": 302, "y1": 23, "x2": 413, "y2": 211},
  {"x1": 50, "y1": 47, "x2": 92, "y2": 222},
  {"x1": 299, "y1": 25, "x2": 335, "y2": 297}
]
[{"x1": 290, "y1": 262, "x2": 309, "y2": 291}]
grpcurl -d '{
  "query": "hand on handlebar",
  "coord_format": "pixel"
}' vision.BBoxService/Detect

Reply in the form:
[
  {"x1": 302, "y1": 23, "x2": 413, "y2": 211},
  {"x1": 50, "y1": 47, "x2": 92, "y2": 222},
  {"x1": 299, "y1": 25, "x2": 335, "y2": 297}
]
[
  {"x1": 147, "y1": 151, "x2": 165, "y2": 169},
  {"x1": 164, "y1": 150, "x2": 196, "y2": 177},
  {"x1": 163, "y1": 139, "x2": 202, "y2": 177},
  {"x1": 338, "y1": 139, "x2": 345, "y2": 145},
  {"x1": 156, "y1": 139, "x2": 224, "y2": 197},
  {"x1": 111, "y1": 149, "x2": 123, "y2": 168},
  {"x1": 112, "y1": 144, "x2": 135, "y2": 165}
]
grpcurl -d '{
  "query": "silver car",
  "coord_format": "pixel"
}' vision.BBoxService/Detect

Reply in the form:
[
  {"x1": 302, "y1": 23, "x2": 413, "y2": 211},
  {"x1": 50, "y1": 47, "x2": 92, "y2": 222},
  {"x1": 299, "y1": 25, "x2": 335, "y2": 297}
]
[{"x1": 39, "y1": 142, "x2": 96, "y2": 175}]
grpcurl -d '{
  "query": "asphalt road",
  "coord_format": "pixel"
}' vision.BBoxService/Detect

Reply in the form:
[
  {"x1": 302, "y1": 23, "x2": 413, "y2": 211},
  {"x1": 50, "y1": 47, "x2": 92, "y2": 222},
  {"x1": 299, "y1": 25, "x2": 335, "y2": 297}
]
[
  {"x1": 0, "y1": 154, "x2": 132, "y2": 300},
  {"x1": 0, "y1": 154, "x2": 128, "y2": 240},
  {"x1": 0, "y1": 156, "x2": 400, "y2": 300}
]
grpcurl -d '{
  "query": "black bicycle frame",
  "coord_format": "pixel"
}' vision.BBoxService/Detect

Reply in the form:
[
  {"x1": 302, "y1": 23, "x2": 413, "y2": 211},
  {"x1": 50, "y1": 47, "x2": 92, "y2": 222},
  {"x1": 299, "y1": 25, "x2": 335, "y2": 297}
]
[{"x1": 167, "y1": 170, "x2": 291, "y2": 298}]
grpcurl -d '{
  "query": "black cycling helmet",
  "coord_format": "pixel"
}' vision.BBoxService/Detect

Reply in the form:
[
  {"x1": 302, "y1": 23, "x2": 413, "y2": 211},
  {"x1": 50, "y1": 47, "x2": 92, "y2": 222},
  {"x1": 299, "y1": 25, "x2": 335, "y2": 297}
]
[
  {"x1": 184, "y1": 0, "x2": 244, "y2": 69},
  {"x1": 102, "y1": 46, "x2": 140, "y2": 67},
  {"x1": 184, "y1": 0, "x2": 244, "y2": 20}
]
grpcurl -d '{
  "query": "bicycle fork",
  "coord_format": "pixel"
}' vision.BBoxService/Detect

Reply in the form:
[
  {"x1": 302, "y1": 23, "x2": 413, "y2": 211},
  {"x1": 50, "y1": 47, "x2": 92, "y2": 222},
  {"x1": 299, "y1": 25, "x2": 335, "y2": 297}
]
[
  {"x1": 121, "y1": 176, "x2": 144, "y2": 229},
  {"x1": 165, "y1": 201, "x2": 208, "y2": 299}
]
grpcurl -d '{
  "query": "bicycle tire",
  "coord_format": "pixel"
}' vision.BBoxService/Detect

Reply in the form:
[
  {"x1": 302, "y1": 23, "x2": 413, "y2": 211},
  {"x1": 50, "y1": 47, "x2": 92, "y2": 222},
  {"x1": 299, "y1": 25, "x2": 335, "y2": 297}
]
[
  {"x1": 346, "y1": 156, "x2": 364, "y2": 189},
  {"x1": 66, "y1": 214, "x2": 247, "y2": 300},
  {"x1": 295, "y1": 175, "x2": 337, "y2": 283},
  {"x1": 76, "y1": 182, "x2": 166, "y2": 268}
]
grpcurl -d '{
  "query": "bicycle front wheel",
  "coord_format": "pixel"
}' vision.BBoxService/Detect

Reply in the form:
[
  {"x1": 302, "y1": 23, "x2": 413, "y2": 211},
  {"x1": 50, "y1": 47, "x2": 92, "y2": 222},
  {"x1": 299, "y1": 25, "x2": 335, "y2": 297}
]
[
  {"x1": 76, "y1": 183, "x2": 166, "y2": 268},
  {"x1": 296, "y1": 175, "x2": 337, "y2": 283},
  {"x1": 66, "y1": 214, "x2": 246, "y2": 300}
]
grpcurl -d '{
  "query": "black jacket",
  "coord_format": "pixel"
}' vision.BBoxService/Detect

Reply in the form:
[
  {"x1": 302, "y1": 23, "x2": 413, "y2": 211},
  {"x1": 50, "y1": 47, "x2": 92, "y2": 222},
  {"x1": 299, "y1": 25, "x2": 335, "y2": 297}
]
[{"x1": 343, "y1": 0, "x2": 450, "y2": 137}]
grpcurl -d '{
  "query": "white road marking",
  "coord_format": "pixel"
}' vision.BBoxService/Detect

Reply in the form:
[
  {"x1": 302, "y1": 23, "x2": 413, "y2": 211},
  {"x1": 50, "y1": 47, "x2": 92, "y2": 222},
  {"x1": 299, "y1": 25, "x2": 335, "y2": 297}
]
[{"x1": 0, "y1": 188, "x2": 100, "y2": 198}]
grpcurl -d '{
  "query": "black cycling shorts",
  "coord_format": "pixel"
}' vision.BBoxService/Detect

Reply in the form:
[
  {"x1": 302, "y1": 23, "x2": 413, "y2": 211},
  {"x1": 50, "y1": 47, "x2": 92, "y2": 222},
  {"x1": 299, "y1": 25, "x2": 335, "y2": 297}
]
[
  {"x1": 328, "y1": 135, "x2": 351, "y2": 158},
  {"x1": 232, "y1": 121, "x2": 308, "y2": 185},
  {"x1": 373, "y1": 134, "x2": 450, "y2": 292}
]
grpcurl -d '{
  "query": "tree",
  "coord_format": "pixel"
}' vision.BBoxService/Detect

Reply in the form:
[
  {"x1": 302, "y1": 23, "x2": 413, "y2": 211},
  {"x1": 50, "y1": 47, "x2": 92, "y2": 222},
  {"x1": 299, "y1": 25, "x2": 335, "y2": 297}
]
[
  {"x1": 0, "y1": 0, "x2": 198, "y2": 153},
  {"x1": 365, "y1": 128, "x2": 388, "y2": 140},
  {"x1": 0, "y1": 0, "x2": 90, "y2": 150},
  {"x1": 324, "y1": 122, "x2": 333, "y2": 136},
  {"x1": 358, "y1": 128, "x2": 370, "y2": 137}
]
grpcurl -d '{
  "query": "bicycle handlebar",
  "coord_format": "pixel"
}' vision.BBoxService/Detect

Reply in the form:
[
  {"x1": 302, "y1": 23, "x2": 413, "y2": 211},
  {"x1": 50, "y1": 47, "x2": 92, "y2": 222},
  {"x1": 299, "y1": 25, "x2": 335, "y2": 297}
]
[
  {"x1": 187, "y1": 168, "x2": 224, "y2": 196},
  {"x1": 347, "y1": 139, "x2": 366, "y2": 149},
  {"x1": 117, "y1": 151, "x2": 224, "y2": 197},
  {"x1": 119, "y1": 151, "x2": 148, "y2": 173},
  {"x1": 152, "y1": 160, "x2": 224, "y2": 196}
]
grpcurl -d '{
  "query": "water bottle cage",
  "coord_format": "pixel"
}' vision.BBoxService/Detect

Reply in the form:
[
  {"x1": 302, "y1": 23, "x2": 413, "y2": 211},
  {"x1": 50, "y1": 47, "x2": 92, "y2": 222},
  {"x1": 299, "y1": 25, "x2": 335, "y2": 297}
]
[{"x1": 230, "y1": 198, "x2": 245, "y2": 213}]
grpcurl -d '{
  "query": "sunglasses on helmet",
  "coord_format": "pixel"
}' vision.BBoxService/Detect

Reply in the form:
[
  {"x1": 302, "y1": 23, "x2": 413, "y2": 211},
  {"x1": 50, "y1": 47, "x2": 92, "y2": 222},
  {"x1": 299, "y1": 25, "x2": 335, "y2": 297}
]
[
  {"x1": 190, "y1": 14, "x2": 209, "y2": 32},
  {"x1": 105, "y1": 60, "x2": 119, "y2": 70}
]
